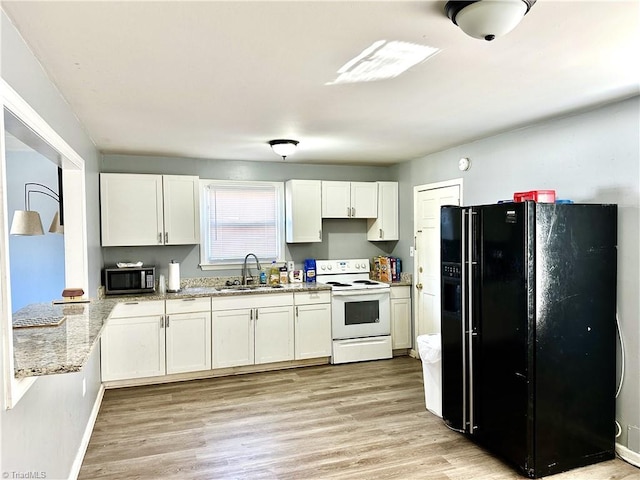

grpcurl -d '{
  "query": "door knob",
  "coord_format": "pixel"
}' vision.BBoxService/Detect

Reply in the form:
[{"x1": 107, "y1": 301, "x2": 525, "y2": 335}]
[{"x1": 416, "y1": 283, "x2": 423, "y2": 290}]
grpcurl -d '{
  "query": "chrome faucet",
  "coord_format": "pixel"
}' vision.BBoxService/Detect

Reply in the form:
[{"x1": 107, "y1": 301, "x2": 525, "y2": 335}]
[{"x1": 242, "y1": 253, "x2": 261, "y2": 286}]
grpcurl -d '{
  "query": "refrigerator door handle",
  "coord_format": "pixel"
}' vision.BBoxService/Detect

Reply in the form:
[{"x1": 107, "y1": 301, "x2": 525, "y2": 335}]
[
  {"x1": 461, "y1": 209, "x2": 468, "y2": 432},
  {"x1": 468, "y1": 208, "x2": 476, "y2": 434}
]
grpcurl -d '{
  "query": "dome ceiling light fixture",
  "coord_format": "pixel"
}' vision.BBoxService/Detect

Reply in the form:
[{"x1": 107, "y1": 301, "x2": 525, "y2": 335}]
[
  {"x1": 445, "y1": 0, "x2": 536, "y2": 41},
  {"x1": 268, "y1": 139, "x2": 299, "y2": 160}
]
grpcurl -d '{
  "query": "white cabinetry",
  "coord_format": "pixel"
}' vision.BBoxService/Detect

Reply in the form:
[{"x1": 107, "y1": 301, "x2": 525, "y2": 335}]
[
  {"x1": 285, "y1": 179, "x2": 322, "y2": 243},
  {"x1": 101, "y1": 301, "x2": 166, "y2": 381},
  {"x1": 294, "y1": 291, "x2": 332, "y2": 359},
  {"x1": 367, "y1": 181, "x2": 399, "y2": 241},
  {"x1": 165, "y1": 298, "x2": 212, "y2": 374},
  {"x1": 100, "y1": 173, "x2": 200, "y2": 246},
  {"x1": 390, "y1": 286, "x2": 412, "y2": 349},
  {"x1": 321, "y1": 181, "x2": 377, "y2": 218},
  {"x1": 212, "y1": 293, "x2": 294, "y2": 368},
  {"x1": 101, "y1": 298, "x2": 212, "y2": 382}
]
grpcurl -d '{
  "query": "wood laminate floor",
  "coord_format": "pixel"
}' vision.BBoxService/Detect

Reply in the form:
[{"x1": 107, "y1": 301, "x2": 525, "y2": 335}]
[{"x1": 79, "y1": 357, "x2": 639, "y2": 480}]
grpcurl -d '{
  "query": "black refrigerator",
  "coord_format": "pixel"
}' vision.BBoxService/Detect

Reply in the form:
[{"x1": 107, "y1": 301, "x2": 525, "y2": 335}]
[{"x1": 440, "y1": 201, "x2": 617, "y2": 478}]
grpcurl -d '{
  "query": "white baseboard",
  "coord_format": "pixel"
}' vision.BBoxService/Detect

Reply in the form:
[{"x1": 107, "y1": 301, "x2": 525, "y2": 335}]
[
  {"x1": 68, "y1": 384, "x2": 105, "y2": 480},
  {"x1": 616, "y1": 442, "x2": 640, "y2": 468}
]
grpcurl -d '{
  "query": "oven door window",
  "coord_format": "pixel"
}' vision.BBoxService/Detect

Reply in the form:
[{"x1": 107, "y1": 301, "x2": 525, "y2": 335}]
[{"x1": 345, "y1": 300, "x2": 379, "y2": 325}]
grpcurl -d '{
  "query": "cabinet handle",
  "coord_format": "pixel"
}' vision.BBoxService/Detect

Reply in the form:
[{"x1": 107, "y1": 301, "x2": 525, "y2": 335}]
[
  {"x1": 379, "y1": 228, "x2": 383, "y2": 239},
  {"x1": 347, "y1": 206, "x2": 351, "y2": 217},
  {"x1": 318, "y1": 230, "x2": 322, "y2": 240},
  {"x1": 295, "y1": 306, "x2": 299, "y2": 318},
  {"x1": 351, "y1": 207, "x2": 356, "y2": 217},
  {"x1": 255, "y1": 309, "x2": 259, "y2": 320},
  {"x1": 182, "y1": 298, "x2": 196, "y2": 302},
  {"x1": 165, "y1": 232, "x2": 169, "y2": 244},
  {"x1": 250, "y1": 310, "x2": 253, "y2": 321},
  {"x1": 160, "y1": 315, "x2": 164, "y2": 328},
  {"x1": 166, "y1": 315, "x2": 170, "y2": 327},
  {"x1": 158, "y1": 232, "x2": 163, "y2": 244},
  {"x1": 124, "y1": 302, "x2": 139, "y2": 305}
]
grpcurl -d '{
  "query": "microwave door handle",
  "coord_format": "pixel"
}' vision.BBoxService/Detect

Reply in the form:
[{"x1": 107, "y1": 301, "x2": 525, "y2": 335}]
[{"x1": 141, "y1": 271, "x2": 145, "y2": 288}]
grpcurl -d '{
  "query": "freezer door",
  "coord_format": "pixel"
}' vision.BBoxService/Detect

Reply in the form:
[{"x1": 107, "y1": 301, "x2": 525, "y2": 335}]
[
  {"x1": 440, "y1": 206, "x2": 465, "y2": 431},
  {"x1": 473, "y1": 202, "x2": 533, "y2": 470}
]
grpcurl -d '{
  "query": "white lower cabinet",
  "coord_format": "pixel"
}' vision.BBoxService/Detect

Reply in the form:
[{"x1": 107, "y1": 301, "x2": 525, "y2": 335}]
[
  {"x1": 212, "y1": 293, "x2": 295, "y2": 369},
  {"x1": 101, "y1": 301, "x2": 166, "y2": 381},
  {"x1": 211, "y1": 308, "x2": 254, "y2": 368},
  {"x1": 165, "y1": 300, "x2": 212, "y2": 374},
  {"x1": 390, "y1": 286, "x2": 412, "y2": 349},
  {"x1": 294, "y1": 291, "x2": 332, "y2": 359},
  {"x1": 101, "y1": 298, "x2": 211, "y2": 381}
]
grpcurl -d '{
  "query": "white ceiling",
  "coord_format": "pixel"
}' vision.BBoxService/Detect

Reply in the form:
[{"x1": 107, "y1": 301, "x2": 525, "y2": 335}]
[{"x1": 3, "y1": 1, "x2": 639, "y2": 166}]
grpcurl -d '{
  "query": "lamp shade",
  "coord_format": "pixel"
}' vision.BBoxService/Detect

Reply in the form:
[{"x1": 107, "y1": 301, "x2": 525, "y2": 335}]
[
  {"x1": 48, "y1": 211, "x2": 64, "y2": 234},
  {"x1": 10, "y1": 210, "x2": 45, "y2": 236},
  {"x1": 446, "y1": 0, "x2": 535, "y2": 41},
  {"x1": 268, "y1": 139, "x2": 299, "y2": 159}
]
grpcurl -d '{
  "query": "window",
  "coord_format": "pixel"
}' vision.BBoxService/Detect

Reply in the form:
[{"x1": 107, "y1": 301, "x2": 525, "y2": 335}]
[{"x1": 200, "y1": 180, "x2": 284, "y2": 269}]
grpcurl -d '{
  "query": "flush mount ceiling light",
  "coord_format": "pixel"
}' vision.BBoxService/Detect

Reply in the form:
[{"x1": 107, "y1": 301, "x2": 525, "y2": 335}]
[
  {"x1": 445, "y1": 0, "x2": 536, "y2": 41},
  {"x1": 327, "y1": 40, "x2": 440, "y2": 85},
  {"x1": 268, "y1": 139, "x2": 299, "y2": 160}
]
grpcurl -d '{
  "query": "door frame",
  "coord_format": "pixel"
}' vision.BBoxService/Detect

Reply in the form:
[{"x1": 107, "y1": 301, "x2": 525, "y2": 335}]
[{"x1": 410, "y1": 178, "x2": 463, "y2": 357}]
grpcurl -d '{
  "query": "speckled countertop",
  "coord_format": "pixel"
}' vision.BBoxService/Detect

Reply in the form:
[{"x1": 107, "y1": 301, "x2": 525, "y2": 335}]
[
  {"x1": 13, "y1": 274, "x2": 412, "y2": 379},
  {"x1": 12, "y1": 281, "x2": 332, "y2": 379},
  {"x1": 13, "y1": 299, "x2": 118, "y2": 378}
]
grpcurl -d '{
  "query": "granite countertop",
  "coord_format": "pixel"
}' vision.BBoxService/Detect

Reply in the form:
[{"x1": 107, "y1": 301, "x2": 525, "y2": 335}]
[
  {"x1": 12, "y1": 299, "x2": 118, "y2": 378},
  {"x1": 11, "y1": 282, "x2": 331, "y2": 379}
]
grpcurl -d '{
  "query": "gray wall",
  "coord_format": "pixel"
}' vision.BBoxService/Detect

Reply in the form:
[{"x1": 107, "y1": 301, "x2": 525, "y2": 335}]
[
  {"x1": 392, "y1": 96, "x2": 640, "y2": 453},
  {"x1": 1, "y1": 10, "x2": 103, "y2": 478},
  {"x1": 101, "y1": 155, "x2": 397, "y2": 280}
]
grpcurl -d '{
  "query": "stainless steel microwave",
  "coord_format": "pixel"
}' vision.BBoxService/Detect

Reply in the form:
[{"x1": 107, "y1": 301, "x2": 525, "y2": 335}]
[{"x1": 103, "y1": 267, "x2": 156, "y2": 295}]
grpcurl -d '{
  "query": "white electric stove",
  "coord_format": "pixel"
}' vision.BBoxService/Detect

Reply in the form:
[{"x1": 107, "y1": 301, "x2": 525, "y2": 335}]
[{"x1": 316, "y1": 259, "x2": 392, "y2": 364}]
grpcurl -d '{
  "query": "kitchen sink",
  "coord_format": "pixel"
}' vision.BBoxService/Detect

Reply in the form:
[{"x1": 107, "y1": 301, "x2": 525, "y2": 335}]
[{"x1": 217, "y1": 284, "x2": 285, "y2": 293}]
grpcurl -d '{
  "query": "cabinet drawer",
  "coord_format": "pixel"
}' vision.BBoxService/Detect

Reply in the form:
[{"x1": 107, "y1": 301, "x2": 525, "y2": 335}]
[
  {"x1": 294, "y1": 291, "x2": 331, "y2": 305},
  {"x1": 110, "y1": 300, "x2": 164, "y2": 318},
  {"x1": 390, "y1": 286, "x2": 411, "y2": 299},
  {"x1": 166, "y1": 297, "x2": 211, "y2": 314}
]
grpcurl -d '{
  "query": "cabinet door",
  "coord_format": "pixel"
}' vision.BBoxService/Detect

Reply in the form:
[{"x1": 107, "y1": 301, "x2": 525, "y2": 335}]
[
  {"x1": 101, "y1": 315, "x2": 165, "y2": 381},
  {"x1": 162, "y1": 175, "x2": 200, "y2": 245},
  {"x1": 295, "y1": 303, "x2": 332, "y2": 359},
  {"x1": 254, "y1": 305, "x2": 294, "y2": 364},
  {"x1": 165, "y1": 311, "x2": 212, "y2": 374},
  {"x1": 100, "y1": 173, "x2": 164, "y2": 246},
  {"x1": 391, "y1": 295, "x2": 412, "y2": 349},
  {"x1": 351, "y1": 182, "x2": 378, "y2": 218},
  {"x1": 321, "y1": 181, "x2": 351, "y2": 218},
  {"x1": 285, "y1": 179, "x2": 322, "y2": 243},
  {"x1": 212, "y1": 309, "x2": 254, "y2": 368},
  {"x1": 367, "y1": 181, "x2": 399, "y2": 241}
]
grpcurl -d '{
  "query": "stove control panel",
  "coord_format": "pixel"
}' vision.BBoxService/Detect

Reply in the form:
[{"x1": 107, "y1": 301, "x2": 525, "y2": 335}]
[{"x1": 316, "y1": 259, "x2": 371, "y2": 274}]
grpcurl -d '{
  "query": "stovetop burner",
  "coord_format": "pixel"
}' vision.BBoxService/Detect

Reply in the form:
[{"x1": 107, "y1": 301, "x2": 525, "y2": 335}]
[
  {"x1": 326, "y1": 281, "x2": 353, "y2": 287},
  {"x1": 353, "y1": 280, "x2": 379, "y2": 285}
]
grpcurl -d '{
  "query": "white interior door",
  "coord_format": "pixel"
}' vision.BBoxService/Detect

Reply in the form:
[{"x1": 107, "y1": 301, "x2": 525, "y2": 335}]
[{"x1": 413, "y1": 182, "x2": 461, "y2": 346}]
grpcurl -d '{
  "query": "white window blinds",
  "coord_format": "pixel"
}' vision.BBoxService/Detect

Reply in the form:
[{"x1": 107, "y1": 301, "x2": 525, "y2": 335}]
[{"x1": 200, "y1": 180, "x2": 284, "y2": 266}]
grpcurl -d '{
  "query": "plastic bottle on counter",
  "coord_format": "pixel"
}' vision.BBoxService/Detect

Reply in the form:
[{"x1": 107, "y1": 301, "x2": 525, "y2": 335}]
[
  {"x1": 259, "y1": 268, "x2": 267, "y2": 285},
  {"x1": 269, "y1": 261, "x2": 280, "y2": 285}
]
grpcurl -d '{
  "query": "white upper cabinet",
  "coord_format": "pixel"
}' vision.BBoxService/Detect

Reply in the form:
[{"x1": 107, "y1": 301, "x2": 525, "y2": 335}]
[
  {"x1": 100, "y1": 173, "x2": 200, "y2": 246},
  {"x1": 367, "y1": 181, "x2": 399, "y2": 241},
  {"x1": 285, "y1": 179, "x2": 322, "y2": 243},
  {"x1": 162, "y1": 175, "x2": 201, "y2": 245},
  {"x1": 321, "y1": 181, "x2": 378, "y2": 219}
]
